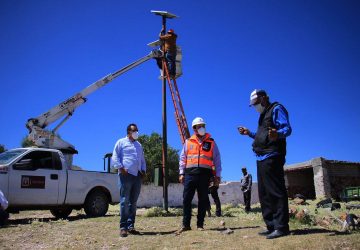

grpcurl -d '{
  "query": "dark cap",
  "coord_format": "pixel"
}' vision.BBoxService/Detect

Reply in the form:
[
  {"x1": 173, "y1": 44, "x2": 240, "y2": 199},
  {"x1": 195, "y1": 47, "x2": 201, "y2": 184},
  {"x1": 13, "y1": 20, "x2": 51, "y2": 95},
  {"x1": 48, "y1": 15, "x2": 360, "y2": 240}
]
[
  {"x1": 241, "y1": 167, "x2": 247, "y2": 171},
  {"x1": 249, "y1": 89, "x2": 267, "y2": 106}
]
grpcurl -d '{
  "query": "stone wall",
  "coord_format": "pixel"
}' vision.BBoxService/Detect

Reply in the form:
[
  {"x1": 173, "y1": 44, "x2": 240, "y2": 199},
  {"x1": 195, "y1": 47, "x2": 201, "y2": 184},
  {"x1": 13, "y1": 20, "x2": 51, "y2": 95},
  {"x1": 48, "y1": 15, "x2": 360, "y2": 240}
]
[
  {"x1": 285, "y1": 157, "x2": 360, "y2": 200},
  {"x1": 137, "y1": 182, "x2": 259, "y2": 207}
]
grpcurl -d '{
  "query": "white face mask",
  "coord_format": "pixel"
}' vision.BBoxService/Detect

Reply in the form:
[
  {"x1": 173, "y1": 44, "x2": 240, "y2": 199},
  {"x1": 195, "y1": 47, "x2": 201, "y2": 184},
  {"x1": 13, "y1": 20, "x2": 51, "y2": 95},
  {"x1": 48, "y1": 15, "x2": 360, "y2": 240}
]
[
  {"x1": 254, "y1": 103, "x2": 265, "y2": 113},
  {"x1": 197, "y1": 127, "x2": 206, "y2": 136},
  {"x1": 131, "y1": 131, "x2": 139, "y2": 140}
]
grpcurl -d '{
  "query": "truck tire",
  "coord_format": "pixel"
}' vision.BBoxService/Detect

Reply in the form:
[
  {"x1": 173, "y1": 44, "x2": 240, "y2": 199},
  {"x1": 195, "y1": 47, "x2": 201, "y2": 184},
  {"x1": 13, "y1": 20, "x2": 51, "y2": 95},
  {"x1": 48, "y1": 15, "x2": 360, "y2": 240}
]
[
  {"x1": 84, "y1": 190, "x2": 109, "y2": 217},
  {"x1": 50, "y1": 207, "x2": 73, "y2": 219}
]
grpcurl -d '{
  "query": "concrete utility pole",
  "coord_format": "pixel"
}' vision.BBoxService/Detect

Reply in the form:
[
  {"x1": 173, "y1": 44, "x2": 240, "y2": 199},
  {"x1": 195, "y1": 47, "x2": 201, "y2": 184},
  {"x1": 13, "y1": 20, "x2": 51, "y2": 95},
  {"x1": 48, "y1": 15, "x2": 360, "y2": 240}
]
[{"x1": 151, "y1": 10, "x2": 178, "y2": 211}]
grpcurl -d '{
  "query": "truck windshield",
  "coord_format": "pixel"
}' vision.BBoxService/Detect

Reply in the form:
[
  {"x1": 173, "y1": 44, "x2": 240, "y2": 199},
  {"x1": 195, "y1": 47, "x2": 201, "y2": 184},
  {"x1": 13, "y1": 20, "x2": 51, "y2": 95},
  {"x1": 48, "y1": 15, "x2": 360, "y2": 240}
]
[{"x1": 0, "y1": 149, "x2": 27, "y2": 165}]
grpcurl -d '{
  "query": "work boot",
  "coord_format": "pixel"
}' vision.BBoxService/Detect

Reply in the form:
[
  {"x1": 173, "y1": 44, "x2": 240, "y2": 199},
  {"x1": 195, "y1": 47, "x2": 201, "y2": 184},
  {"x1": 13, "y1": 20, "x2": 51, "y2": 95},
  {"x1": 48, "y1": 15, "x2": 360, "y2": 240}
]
[{"x1": 120, "y1": 229, "x2": 128, "y2": 237}]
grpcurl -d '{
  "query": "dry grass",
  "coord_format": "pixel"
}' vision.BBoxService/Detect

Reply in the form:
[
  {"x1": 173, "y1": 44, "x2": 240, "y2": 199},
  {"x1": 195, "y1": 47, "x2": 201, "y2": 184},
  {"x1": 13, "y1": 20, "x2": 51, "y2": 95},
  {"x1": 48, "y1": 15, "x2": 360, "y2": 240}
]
[{"x1": 0, "y1": 202, "x2": 359, "y2": 250}]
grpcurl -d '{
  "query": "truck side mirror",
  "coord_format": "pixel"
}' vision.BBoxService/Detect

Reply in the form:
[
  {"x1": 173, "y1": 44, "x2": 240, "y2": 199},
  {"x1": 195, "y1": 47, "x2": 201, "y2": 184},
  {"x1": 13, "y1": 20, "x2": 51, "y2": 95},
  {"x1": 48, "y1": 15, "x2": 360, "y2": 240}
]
[{"x1": 13, "y1": 159, "x2": 33, "y2": 170}]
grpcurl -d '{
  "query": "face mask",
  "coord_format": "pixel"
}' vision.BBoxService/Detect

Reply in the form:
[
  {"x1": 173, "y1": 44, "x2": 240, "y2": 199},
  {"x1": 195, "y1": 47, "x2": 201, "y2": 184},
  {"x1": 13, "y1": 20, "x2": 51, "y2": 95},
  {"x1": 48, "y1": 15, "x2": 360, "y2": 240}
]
[
  {"x1": 197, "y1": 127, "x2": 206, "y2": 136},
  {"x1": 131, "y1": 131, "x2": 139, "y2": 140},
  {"x1": 254, "y1": 103, "x2": 265, "y2": 113}
]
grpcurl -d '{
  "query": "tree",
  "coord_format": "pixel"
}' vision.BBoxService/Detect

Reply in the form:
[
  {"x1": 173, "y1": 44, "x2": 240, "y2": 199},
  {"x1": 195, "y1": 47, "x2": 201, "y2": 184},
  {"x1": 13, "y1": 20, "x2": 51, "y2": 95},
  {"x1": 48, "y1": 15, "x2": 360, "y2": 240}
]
[
  {"x1": 138, "y1": 132, "x2": 180, "y2": 184},
  {"x1": 0, "y1": 144, "x2": 6, "y2": 153}
]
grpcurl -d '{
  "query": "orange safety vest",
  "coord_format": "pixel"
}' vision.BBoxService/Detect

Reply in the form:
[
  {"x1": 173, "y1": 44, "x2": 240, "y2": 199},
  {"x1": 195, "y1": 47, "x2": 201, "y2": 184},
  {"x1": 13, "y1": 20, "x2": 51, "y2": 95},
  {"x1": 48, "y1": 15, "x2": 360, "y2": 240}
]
[{"x1": 185, "y1": 133, "x2": 215, "y2": 172}]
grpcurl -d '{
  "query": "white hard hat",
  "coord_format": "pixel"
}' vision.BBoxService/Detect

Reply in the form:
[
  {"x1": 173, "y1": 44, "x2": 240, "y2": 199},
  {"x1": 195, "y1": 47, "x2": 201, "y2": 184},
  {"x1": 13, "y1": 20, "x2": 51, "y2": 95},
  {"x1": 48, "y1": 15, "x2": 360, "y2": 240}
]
[
  {"x1": 249, "y1": 89, "x2": 267, "y2": 106},
  {"x1": 192, "y1": 117, "x2": 206, "y2": 128}
]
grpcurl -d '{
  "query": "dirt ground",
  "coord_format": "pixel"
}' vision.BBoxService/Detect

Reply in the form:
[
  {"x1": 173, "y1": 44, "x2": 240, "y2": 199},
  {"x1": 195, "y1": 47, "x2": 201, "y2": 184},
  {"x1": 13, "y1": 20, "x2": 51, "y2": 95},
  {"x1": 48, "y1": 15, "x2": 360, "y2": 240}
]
[{"x1": 1, "y1": 205, "x2": 359, "y2": 250}]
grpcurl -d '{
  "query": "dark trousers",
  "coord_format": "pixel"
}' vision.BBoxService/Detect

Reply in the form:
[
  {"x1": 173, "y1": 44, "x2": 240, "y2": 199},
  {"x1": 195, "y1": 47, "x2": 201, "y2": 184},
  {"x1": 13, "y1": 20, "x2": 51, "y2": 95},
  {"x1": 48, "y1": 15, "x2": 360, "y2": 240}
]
[
  {"x1": 0, "y1": 209, "x2": 9, "y2": 227},
  {"x1": 257, "y1": 155, "x2": 289, "y2": 232},
  {"x1": 243, "y1": 190, "x2": 251, "y2": 211},
  {"x1": 183, "y1": 173, "x2": 211, "y2": 228},
  {"x1": 208, "y1": 187, "x2": 222, "y2": 216}
]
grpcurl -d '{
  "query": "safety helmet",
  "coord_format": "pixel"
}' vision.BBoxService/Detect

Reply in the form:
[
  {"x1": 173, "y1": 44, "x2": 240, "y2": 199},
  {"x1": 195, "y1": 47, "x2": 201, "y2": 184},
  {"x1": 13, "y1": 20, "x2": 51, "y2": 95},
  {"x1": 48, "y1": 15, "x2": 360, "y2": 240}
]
[
  {"x1": 249, "y1": 89, "x2": 267, "y2": 106},
  {"x1": 191, "y1": 117, "x2": 206, "y2": 128},
  {"x1": 167, "y1": 29, "x2": 174, "y2": 34}
]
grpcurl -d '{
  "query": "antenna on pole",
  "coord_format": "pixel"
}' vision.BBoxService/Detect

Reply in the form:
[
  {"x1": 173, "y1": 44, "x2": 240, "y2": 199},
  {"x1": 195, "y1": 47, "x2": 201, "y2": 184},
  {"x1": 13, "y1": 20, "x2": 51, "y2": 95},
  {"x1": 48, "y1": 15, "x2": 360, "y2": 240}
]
[{"x1": 151, "y1": 10, "x2": 178, "y2": 212}]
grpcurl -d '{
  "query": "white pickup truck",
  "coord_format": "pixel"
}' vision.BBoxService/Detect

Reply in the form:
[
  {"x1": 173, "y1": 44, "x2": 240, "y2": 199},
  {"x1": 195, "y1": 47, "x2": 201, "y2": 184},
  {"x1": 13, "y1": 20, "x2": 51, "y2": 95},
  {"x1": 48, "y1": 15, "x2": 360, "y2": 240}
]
[{"x1": 0, "y1": 148, "x2": 119, "y2": 219}]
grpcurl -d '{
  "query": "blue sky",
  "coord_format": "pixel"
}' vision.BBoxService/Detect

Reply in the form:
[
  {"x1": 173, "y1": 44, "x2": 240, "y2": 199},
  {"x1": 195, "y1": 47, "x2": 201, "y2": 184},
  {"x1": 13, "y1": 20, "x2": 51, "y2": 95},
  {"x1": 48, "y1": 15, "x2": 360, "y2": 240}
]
[{"x1": 1, "y1": 0, "x2": 359, "y2": 182}]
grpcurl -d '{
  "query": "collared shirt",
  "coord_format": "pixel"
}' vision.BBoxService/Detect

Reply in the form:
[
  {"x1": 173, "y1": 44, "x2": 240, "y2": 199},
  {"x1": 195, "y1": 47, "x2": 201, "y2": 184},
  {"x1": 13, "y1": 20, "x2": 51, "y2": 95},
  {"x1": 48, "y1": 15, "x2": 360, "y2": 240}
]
[
  {"x1": 249, "y1": 104, "x2": 292, "y2": 161},
  {"x1": 240, "y1": 173, "x2": 252, "y2": 191},
  {"x1": 111, "y1": 136, "x2": 146, "y2": 176},
  {"x1": 0, "y1": 190, "x2": 8, "y2": 210},
  {"x1": 179, "y1": 134, "x2": 222, "y2": 177}
]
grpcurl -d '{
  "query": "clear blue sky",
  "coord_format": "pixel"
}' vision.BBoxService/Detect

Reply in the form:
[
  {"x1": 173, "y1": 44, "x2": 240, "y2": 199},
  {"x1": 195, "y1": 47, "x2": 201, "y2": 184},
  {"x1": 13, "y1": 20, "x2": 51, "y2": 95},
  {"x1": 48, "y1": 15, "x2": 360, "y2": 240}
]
[{"x1": 1, "y1": 0, "x2": 360, "y2": 182}]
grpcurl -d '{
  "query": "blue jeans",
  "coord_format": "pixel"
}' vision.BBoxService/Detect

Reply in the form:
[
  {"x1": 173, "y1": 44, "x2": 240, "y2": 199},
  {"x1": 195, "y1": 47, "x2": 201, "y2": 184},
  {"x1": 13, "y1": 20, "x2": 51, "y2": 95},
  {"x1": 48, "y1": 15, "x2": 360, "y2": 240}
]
[
  {"x1": 182, "y1": 173, "x2": 211, "y2": 228},
  {"x1": 119, "y1": 173, "x2": 142, "y2": 230},
  {"x1": 165, "y1": 52, "x2": 176, "y2": 76}
]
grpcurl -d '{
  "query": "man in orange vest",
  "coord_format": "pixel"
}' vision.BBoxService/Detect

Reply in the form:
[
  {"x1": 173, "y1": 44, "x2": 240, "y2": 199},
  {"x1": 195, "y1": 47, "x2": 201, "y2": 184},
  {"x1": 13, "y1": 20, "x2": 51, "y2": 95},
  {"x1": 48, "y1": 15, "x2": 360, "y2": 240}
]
[{"x1": 176, "y1": 117, "x2": 222, "y2": 234}]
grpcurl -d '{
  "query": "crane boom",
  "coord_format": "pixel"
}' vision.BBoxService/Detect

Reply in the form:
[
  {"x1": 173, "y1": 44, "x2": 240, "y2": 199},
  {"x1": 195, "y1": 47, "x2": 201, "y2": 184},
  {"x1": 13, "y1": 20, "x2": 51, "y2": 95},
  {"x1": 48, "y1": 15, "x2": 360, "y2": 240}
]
[{"x1": 26, "y1": 49, "x2": 162, "y2": 160}]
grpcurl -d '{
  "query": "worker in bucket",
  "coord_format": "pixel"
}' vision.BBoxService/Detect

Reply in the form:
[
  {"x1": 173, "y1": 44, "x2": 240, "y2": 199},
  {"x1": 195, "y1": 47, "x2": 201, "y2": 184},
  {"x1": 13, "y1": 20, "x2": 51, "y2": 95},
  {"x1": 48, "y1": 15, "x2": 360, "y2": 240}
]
[
  {"x1": 159, "y1": 26, "x2": 177, "y2": 78},
  {"x1": 238, "y1": 89, "x2": 292, "y2": 239},
  {"x1": 112, "y1": 123, "x2": 147, "y2": 238},
  {"x1": 176, "y1": 117, "x2": 222, "y2": 234}
]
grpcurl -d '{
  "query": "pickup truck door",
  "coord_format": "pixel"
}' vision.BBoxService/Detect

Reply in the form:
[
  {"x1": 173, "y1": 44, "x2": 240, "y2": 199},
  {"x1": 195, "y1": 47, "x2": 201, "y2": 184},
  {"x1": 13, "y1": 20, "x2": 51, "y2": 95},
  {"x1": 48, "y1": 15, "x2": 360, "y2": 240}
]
[{"x1": 8, "y1": 151, "x2": 65, "y2": 205}]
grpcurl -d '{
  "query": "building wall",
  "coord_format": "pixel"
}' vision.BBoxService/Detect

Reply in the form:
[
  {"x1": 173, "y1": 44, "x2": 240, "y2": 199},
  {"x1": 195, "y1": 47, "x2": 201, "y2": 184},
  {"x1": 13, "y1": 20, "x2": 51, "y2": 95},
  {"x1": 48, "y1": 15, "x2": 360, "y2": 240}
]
[
  {"x1": 285, "y1": 168, "x2": 315, "y2": 199},
  {"x1": 137, "y1": 182, "x2": 259, "y2": 207},
  {"x1": 285, "y1": 157, "x2": 360, "y2": 200}
]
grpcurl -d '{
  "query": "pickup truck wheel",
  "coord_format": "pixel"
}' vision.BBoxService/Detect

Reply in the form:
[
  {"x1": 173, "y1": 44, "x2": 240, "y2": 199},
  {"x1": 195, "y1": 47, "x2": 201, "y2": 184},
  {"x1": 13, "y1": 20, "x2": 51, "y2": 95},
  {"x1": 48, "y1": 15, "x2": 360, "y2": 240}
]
[
  {"x1": 50, "y1": 207, "x2": 73, "y2": 219},
  {"x1": 84, "y1": 191, "x2": 109, "y2": 217}
]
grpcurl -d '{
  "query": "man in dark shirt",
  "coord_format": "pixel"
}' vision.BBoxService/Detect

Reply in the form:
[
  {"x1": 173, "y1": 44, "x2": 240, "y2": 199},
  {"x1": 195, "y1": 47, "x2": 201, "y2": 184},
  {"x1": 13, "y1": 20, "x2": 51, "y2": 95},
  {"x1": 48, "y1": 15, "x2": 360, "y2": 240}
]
[
  {"x1": 159, "y1": 27, "x2": 177, "y2": 77},
  {"x1": 240, "y1": 167, "x2": 252, "y2": 212},
  {"x1": 238, "y1": 89, "x2": 292, "y2": 239}
]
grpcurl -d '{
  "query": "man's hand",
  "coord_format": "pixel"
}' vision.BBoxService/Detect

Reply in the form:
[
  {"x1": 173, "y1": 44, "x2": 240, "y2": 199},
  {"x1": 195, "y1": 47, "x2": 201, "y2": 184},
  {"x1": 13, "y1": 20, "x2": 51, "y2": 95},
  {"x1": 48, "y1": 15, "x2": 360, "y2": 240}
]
[
  {"x1": 119, "y1": 168, "x2": 128, "y2": 175},
  {"x1": 238, "y1": 126, "x2": 249, "y2": 135},
  {"x1": 139, "y1": 170, "x2": 146, "y2": 179},
  {"x1": 179, "y1": 175, "x2": 184, "y2": 184},
  {"x1": 268, "y1": 127, "x2": 278, "y2": 141}
]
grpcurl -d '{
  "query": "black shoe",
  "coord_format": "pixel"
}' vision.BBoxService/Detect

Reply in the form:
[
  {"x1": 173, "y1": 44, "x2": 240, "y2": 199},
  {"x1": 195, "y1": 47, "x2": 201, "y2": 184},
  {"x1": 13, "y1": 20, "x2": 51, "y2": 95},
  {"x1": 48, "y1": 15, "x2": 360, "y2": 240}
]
[
  {"x1": 175, "y1": 226, "x2": 191, "y2": 235},
  {"x1": 216, "y1": 211, "x2": 222, "y2": 217},
  {"x1": 266, "y1": 229, "x2": 290, "y2": 239},
  {"x1": 258, "y1": 229, "x2": 274, "y2": 236}
]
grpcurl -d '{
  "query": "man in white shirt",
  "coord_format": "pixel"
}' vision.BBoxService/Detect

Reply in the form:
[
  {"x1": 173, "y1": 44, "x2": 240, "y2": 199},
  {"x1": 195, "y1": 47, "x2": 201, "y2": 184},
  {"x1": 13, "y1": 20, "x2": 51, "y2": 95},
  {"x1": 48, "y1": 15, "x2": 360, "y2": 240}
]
[{"x1": 112, "y1": 123, "x2": 146, "y2": 238}]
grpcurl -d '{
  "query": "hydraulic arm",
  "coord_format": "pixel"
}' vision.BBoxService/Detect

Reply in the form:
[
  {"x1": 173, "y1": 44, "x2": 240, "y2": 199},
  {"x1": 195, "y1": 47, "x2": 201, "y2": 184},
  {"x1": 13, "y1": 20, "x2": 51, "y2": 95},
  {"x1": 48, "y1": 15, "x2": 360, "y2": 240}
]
[{"x1": 26, "y1": 50, "x2": 162, "y2": 158}]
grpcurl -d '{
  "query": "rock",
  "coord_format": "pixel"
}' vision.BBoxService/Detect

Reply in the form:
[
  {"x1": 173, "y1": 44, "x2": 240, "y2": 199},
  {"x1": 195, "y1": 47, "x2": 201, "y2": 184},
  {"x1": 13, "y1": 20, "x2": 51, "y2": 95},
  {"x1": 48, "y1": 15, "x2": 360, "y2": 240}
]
[
  {"x1": 294, "y1": 198, "x2": 306, "y2": 205},
  {"x1": 289, "y1": 206, "x2": 298, "y2": 217},
  {"x1": 221, "y1": 228, "x2": 234, "y2": 234},
  {"x1": 219, "y1": 220, "x2": 225, "y2": 227},
  {"x1": 339, "y1": 213, "x2": 347, "y2": 221},
  {"x1": 295, "y1": 209, "x2": 306, "y2": 221}
]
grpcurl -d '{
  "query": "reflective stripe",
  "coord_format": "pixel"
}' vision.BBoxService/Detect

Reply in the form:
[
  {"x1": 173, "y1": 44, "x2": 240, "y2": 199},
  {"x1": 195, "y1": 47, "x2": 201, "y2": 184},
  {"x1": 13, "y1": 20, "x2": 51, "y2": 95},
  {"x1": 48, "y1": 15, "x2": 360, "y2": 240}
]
[
  {"x1": 187, "y1": 154, "x2": 213, "y2": 160},
  {"x1": 186, "y1": 164, "x2": 212, "y2": 169}
]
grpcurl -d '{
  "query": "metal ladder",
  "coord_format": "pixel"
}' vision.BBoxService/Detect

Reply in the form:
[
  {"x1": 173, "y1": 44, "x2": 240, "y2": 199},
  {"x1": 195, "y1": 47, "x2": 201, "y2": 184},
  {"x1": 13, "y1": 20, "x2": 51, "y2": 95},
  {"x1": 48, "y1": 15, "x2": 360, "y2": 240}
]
[{"x1": 162, "y1": 59, "x2": 190, "y2": 144}]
